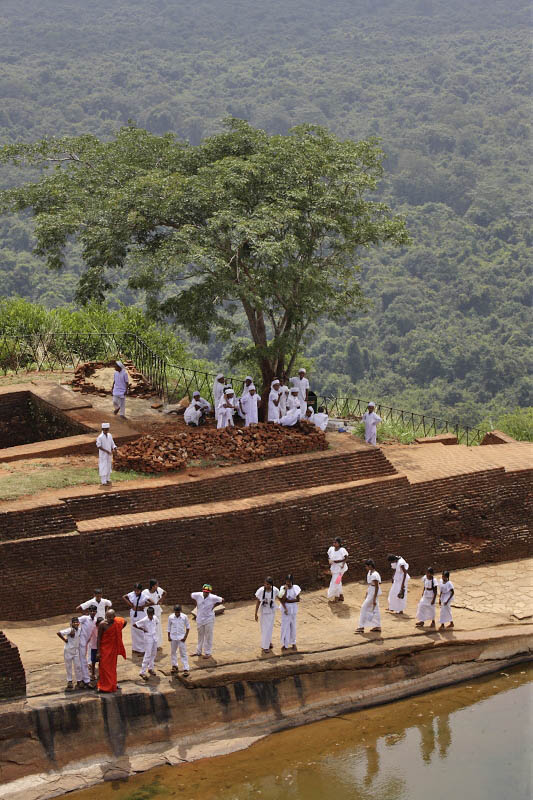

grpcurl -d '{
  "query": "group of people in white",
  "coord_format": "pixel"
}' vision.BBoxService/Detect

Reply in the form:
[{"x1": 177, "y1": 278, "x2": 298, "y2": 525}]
[{"x1": 57, "y1": 548, "x2": 455, "y2": 689}]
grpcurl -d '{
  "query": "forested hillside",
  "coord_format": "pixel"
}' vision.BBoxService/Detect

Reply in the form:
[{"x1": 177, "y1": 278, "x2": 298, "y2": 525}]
[{"x1": 0, "y1": 0, "x2": 530, "y2": 422}]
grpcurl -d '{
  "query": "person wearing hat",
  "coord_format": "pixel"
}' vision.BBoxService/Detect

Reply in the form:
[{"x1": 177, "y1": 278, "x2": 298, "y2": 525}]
[
  {"x1": 191, "y1": 584, "x2": 224, "y2": 659},
  {"x1": 192, "y1": 390, "x2": 211, "y2": 414},
  {"x1": 112, "y1": 361, "x2": 129, "y2": 418},
  {"x1": 362, "y1": 402, "x2": 382, "y2": 446},
  {"x1": 279, "y1": 403, "x2": 303, "y2": 426},
  {"x1": 268, "y1": 379, "x2": 281, "y2": 422},
  {"x1": 217, "y1": 387, "x2": 238, "y2": 429},
  {"x1": 286, "y1": 386, "x2": 302, "y2": 413},
  {"x1": 213, "y1": 374, "x2": 225, "y2": 421},
  {"x1": 95, "y1": 423, "x2": 117, "y2": 486},
  {"x1": 303, "y1": 406, "x2": 315, "y2": 424},
  {"x1": 133, "y1": 606, "x2": 160, "y2": 680},
  {"x1": 278, "y1": 381, "x2": 290, "y2": 416},
  {"x1": 290, "y1": 368, "x2": 309, "y2": 408},
  {"x1": 313, "y1": 405, "x2": 329, "y2": 432},
  {"x1": 239, "y1": 384, "x2": 261, "y2": 426}
]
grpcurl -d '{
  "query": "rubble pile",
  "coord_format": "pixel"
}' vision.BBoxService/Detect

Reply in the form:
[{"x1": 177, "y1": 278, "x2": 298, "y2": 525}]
[
  {"x1": 70, "y1": 360, "x2": 154, "y2": 398},
  {"x1": 114, "y1": 421, "x2": 327, "y2": 473}
]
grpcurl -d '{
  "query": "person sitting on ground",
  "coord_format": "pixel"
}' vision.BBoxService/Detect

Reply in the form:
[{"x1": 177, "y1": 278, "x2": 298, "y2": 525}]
[
  {"x1": 217, "y1": 388, "x2": 238, "y2": 429},
  {"x1": 313, "y1": 406, "x2": 329, "y2": 432},
  {"x1": 362, "y1": 402, "x2": 382, "y2": 446},
  {"x1": 167, "y1": 604, "x2": 190, "y2": 677},
  {"x1": 240, "y1": 384, "x2": 261, "y2": 427},
  {"x1": 57, "y1": 616, "x2": 83, "y2": 691},
  {"x1": 112, "y1": 361, "x2": 130, "y2": 418},
  {"x1": 213, "y1": 374, "x2": 225, "y2": 422},
  {"x1": 192, "y1": 390, "x2": 211, "y2": 413},
  {"x1": 415, "y1": 567, "x2": 438, "y2": 629},
  {"x1": 133, "y1": 605, "x2": 159, "y2": 681},
  {"x1": 290, "y1": 368, "x2": 309, "y2": 408},
  {"x1": 96, "y1": 423, "x2": 117, "y2": 487},
  {"x1": 439, "y1": 570, "x2": 455, "y2": 630},
  {"x1": 303, "y1": 406, "x2": 315, "y2": 424},
  {"x1": 279, "y1": 404, "x2": 303, "y2": 427},
  {"x1": 184, "y1": 399, "x2": 206, "y2": 426},
  {"x1": 268, "y1": 379, "x2": 281, "y2": 422}
]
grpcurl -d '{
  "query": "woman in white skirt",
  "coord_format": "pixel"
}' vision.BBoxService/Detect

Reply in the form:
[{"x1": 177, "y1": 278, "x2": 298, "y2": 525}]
[
  {"x1": 279, "y1": 574, "x2": 301, "y2": 651},
  {"x1": 386, "y1": 553, "x2": 410, "y2": 614},
  {"x1": 439, "y1": 570, "x2": 455, "y2": 629},
  {"x1": 254, "y1": 577, "x2": 279, "y2": 653},
  {"x1": 415, "y1": 567, "x2": 437, "y2": 628},
  {"x1": 327, "y1": 537, "x2": 348, "y2": 602},
  {"x1": 356, "y1": 559, "x2": 382, "y2": 633}
]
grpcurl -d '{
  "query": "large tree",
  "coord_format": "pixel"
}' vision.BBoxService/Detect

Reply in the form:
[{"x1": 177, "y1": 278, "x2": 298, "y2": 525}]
[{"x1": 0, "y1": 120, "x2": 409, "y2": 389}]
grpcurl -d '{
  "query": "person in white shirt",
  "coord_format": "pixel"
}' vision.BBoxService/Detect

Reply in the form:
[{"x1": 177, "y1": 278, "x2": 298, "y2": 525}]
[
  {"x1": 238, "y1": 377, "x2": 254, "y2": 418},
  {"x1": 240, "y1": 385, "x2": 261, "y2": 426},
  {"x1": 133, "y1": 606, "x2": 160, "y2": 680},
  {"x1": 167, "y1": 604, "x2": 190, "y2": 676},
  {"x1": 327, "y1": 537, "x2": 348, "y2": 602},
  {"x1": 279, "y1": 406, "x2": 303, "y2": 426},
  {"x1": 290, "y1": 368, "x2": 310, "y2": 408},
  {"x1": 268, "y1": 379, "x2": 281, "y2": 422},
  {"x1": 184, "y1": 400, "x2": 204, "y2": 426},
  {"x1": 77, "y1": 589, "x2": 112, "y2": 621},
  {"x1": 191, "y1": 584, "x2": 224, "y2": 659},
  {"x1": 57, "y1": 617, "x2": 82, "y2": 690},
  {"x1": 386, "y1": 554, "x2": 410, "y2": 614},
  {"x1": 415, "y1": 567, "x2": 438, "y2": 629},
  {"x1": 112, "y1": 361, "x2": 130, "y2": 418},
  {"x1": 279, "y1": 574, "x2": 301, "y2": 651},
  {"x1": 141, "y1": 579, "x2": 166, "y2": 647},
  {"x1": 286, "y1": 386, "x2": 301, "y2": 413},
  {"x1": 356, "y1": 559, "x2": 382, "y2": 633},
  {"x1": 77, "y1": 606, "x2": 98, "y2": 687},
  {"x1": 254, "y1": 577, "x2": 280, "y2": 654},
  {"x1": 313, "y1": 406, "x2": 329, "y2": 432},
  {"x1": 279, "y1": 382, "x2": 290, "y2": 416},
  {"x1": 362, "y1": 402, "x2": 382, "y2": 446},
  {"x1": 192, "y1": 390, "x2": 211, "y2": 413},
  {"x1": 303, "y1": 406, "x2": 315, "y2": 424},
  {"x1": 96, "y1": 423, "x2": 117, "y2": 486},
  {"x1": 122, "y1": 583, "x2": 148, "y2": 654},
  {"x1": 439, "y1": 571, "x2": 455, "y2": 629},
  {"x1": 213, "y1": 374, "x2": 225, "y2": 422},
  {"x1": 217, "y1": 388, "x2": 237, "y2": 429}
]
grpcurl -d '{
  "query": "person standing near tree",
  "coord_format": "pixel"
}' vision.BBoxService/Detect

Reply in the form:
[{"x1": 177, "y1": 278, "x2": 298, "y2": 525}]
[
  {"x1": 362, "y1": 402, "x2": 382, "y2": 446},
  {"x1": 290, "y1": 368, "x2": 309, "y2": 409},
  {"x1": 278, "y1": 381, "x2": 290, "y2": 416},
  {"x1": 112, "y1": 361, "x2": 129, "y2": 419},
  {"x1": 213, "y1": 374, "x2": 225, "y2": 423},
  {"x1": 268, "y1": 379, "x2": 281, "y2": 422},
  {"x1": 95, "y1": 423, "x2": 117, "y2": 486},
  {"x1": 217, "y1": 388, "x2": 237, "y2": 429},
  {"x1": 286, "y1": 386, "x2": 301, "y2": 413},
  {"x1": 240, "y1": 385, "x2": 261, "y2": 426},
  {"x1": 96, "y1": 609, "x2": 127, "y2": 693}
]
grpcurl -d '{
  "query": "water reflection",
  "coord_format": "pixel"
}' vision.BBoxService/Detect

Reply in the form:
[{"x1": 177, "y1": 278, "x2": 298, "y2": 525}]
[{"x1": 67, "y1": 665, "x2": 532, "y2": 800}]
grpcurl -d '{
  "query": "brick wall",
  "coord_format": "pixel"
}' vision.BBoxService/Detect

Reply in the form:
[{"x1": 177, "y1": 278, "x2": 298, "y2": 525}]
[
  {"x1": 0, "y1": 464, "x2": 530, "y2": 619},
  {"x1": 0, "y1": 631, "x2": 26, "y2": 697}
]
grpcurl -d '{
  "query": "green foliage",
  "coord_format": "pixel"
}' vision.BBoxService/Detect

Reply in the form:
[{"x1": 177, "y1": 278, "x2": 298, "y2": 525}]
[
  {"x1": 352, "y1": 419, "x2": 418, "y2": 445},
  {"x1": 479, "y1": 407, "x2": 533, "y2": 442}
]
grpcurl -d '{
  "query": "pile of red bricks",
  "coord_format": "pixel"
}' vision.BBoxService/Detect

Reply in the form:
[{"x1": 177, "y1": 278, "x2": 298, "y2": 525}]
[
  {"x1": 114, "y1": 421, "x2": 328, "y2": 473},
  {"x1": 0, "y1": 632, "x2": 26, "y2": 697},
  {"x1": 70, "y1": 360, "x2": 154, "y2": 398}
]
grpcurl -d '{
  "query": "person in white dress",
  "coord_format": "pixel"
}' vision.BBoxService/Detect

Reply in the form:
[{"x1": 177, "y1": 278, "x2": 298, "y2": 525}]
[
  {"x1": 133, "y1": 606, "x2": 160, "y2": 680},
  {"x1": 439, "y1": 571, "x2": 455, "y2": 629},
  {"x1": 279, "y1": 383, "x2": 290, "y2": 416},
  {"x1": 217, "y1": 388, "x2": 238, "y2": 429},
  {"x1": 57, "y1": 617, "x2": 82, "y2": 690},
  {"x1": 96, "y1": 423, "x2": 117, "y2": 486},
  {"x1": 240, "y1": 385, "x2": 261, "y2": 426},
  {"x1": 415, "y1": 567, "x2": 438, "y2": 628},
  {"x1": 361, "y1": 402, "x2": 382, "y2": 446},
  {"x1": 303, "y1": 406, "x2": 315, "y2": 424},
  {"x1": 313, "y1": 406, "x2": 329, "y2": 432},
  {"x1": 286, "y1": 386, "x2": 301, "y2": 413},
  {"x1": 279, "y1": 406, "x2": 303, "y2": 426},
  {"x1": 191, "y1": 390, "x2": 211, "y2": 413},
  {"x1": 268, "y1": 379, "x2": 281, "y2": 422},
  {"x1": 141, "y1": 579, "x2": 166, "y2": 647},
  {"x1": 112, "y1": 361, "x2": 129, "y2": 418},
  {"x1": 279, "y1": 574, "x2": 301, "y2": 651},
  {"x1": 122, "y1": 583, "x2": 148, "y2": 654},
  {"x1": 213, "y1": 374, "x2": 225, "y2": 422},
  {"x1": 290, "y1": 368, "x2": 310, "y2": 408},
  {"x1": 254, "y1": 577, "x2": 280, "y2": 653},
  {"x1": 386, "y1": 554, "x2": 410, "y2": 614},
  {"x1": 191, "y1": 584, "x2": 224, "y2": 659},
  {"x1": 327, "y1": 537, "x2": 348, "y2": 602},
  {"x1": 356, "y1": 559, "x2": 382, "y2": 633},
  {"x1": 77, "y1": 606, "x2": 98, "y2": 687},
  {"x1": 167, "y1": 604, "x2": 190, "y2": 676},
  {"x1": 77, "y1": 589, "x2": 112, "y2": 621}
]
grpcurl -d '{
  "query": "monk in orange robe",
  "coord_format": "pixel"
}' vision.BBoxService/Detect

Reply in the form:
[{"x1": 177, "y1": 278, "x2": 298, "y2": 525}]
[{"x1": 96, "y1": 609, "x2": 127, "y2": 693}]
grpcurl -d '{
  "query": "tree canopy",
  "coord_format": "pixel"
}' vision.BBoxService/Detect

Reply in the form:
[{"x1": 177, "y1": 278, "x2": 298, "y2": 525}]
[{"x1": 0, "y1": 121, "x2": 409, "y2": 387}]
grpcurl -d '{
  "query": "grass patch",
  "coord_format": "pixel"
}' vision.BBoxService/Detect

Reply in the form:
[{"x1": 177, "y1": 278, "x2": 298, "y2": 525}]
[
  {"x1": 352, "y1": 419, "x2": 418, "y2": 444},
  {"x1": 0, "y1": 464, "x2": 156, "y2": 501},
  {"x1": 478, "y1": 407, "x2": 533, "y2": 442}
]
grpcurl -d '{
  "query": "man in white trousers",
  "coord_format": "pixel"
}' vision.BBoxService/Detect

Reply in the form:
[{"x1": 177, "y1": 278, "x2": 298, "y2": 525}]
[
  {"x1": 167, "y1": 604, "x2": 190, "y2": 677},
  {"x1": 191, "y1": 584, "x2": 224, "y2": 659},
  {"x1": 57, "y1": 617, "x2": 83, "y2": 691},
  {"x1": 112, "y1": 361, "x2": 129, "y2": 418},
  {"x1": 254, "y1": 577, "x2": 279, "y2": 654},
  {"x1": 95, "y1": 423, "x2": 117, "y2": 486},
  {"x1": 279, "y1": 574, "x2": 301, "y2": 651},
  {"x1": 240, "y1": 384, "x2": 261, "y2": 426},
  {"x1": 133, "y1": 606, "x2": 160, "y2": 680},
  {"x1": 77, "y1": 605, "x2": 98, "y2": 687},
  {"x1": 362, "y1": 402, "x2": 382, "y2": 446}
]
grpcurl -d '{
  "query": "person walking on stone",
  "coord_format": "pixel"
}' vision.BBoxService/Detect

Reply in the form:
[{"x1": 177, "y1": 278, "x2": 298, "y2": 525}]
[
  {"x1": 356, "y1": 559, "x2": 382, "y2": 634},
  {"x1": 95, "y1": 423, "x2": 117, "y2": 486},
  {"x1": 327, "y1": 537, "x2": 348, "y2": 603},
  {"x1": 279, "y1": 574, "x2": 301, "y2": 652},
  {"x1": 362, "y1": 402, "x2": 382, "y2": 446},
  {"x1": 191, "y1": 584, "x2": 224, "y2": 659},
  {"x1": 167, "y1": 604, "x2": 190, "y2": 677},
  {"x1": 255, "y1": 577, "x2": 279, "y2": 654},
  {"x1": 112, "y1": 361, "x2": 129, "y2": 418},
  {"x1": 387, "y1": 554, "x2": 410, "y2": 615},
  {"x1": 439, "y1": 570, "x2": 455, "y2": 630},
  {"x1": 57, "y1": 617, "x2": 83, "y2": 691},
  {"x1": 415, "y1": 567, "x2": 438, "y2": 629}
]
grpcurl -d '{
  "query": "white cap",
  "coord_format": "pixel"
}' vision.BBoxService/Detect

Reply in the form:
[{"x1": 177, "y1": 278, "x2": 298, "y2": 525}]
[
  {"x1": 245, "y1": 376, "x2": 253, "y2": 382},
  {"x1": 298, "y1": 367, "x2": 306, "y2": 373},
  {"x1": 249, "y1": 384, "x2": 256, "y2": 391},
  {"x1": 216, "y1": 373, "x2": 224, "y2": 380},
  {"x1": 224, "y1": 388, "x2": 234, "y2": 395},
  {"x1": 192, "y1": 391, "x2": 200, "y2": 397},
  {"x1": 368, "y1": 401, "x2": 376, "y2": 407},
  {"x1": 101, "y1": 422, "x2": 110, "y2": 429},
  {"x1": 290, "y1": 386, "x2": 299, "y2": 393},
  {"x1": 271, "y1": 379, "x2": 280, "y2": 386},
  {"x1": 307, "y1": 406, "x2": 314, "y2": 412},
  {"x1": 115, "y1": 360, "x2": 124, "y2": 369}
]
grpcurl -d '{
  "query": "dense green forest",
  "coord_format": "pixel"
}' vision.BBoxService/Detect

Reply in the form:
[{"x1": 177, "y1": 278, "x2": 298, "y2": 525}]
[{"x1": 0, "y1": 0, "x2": 530, "y2": 424}]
